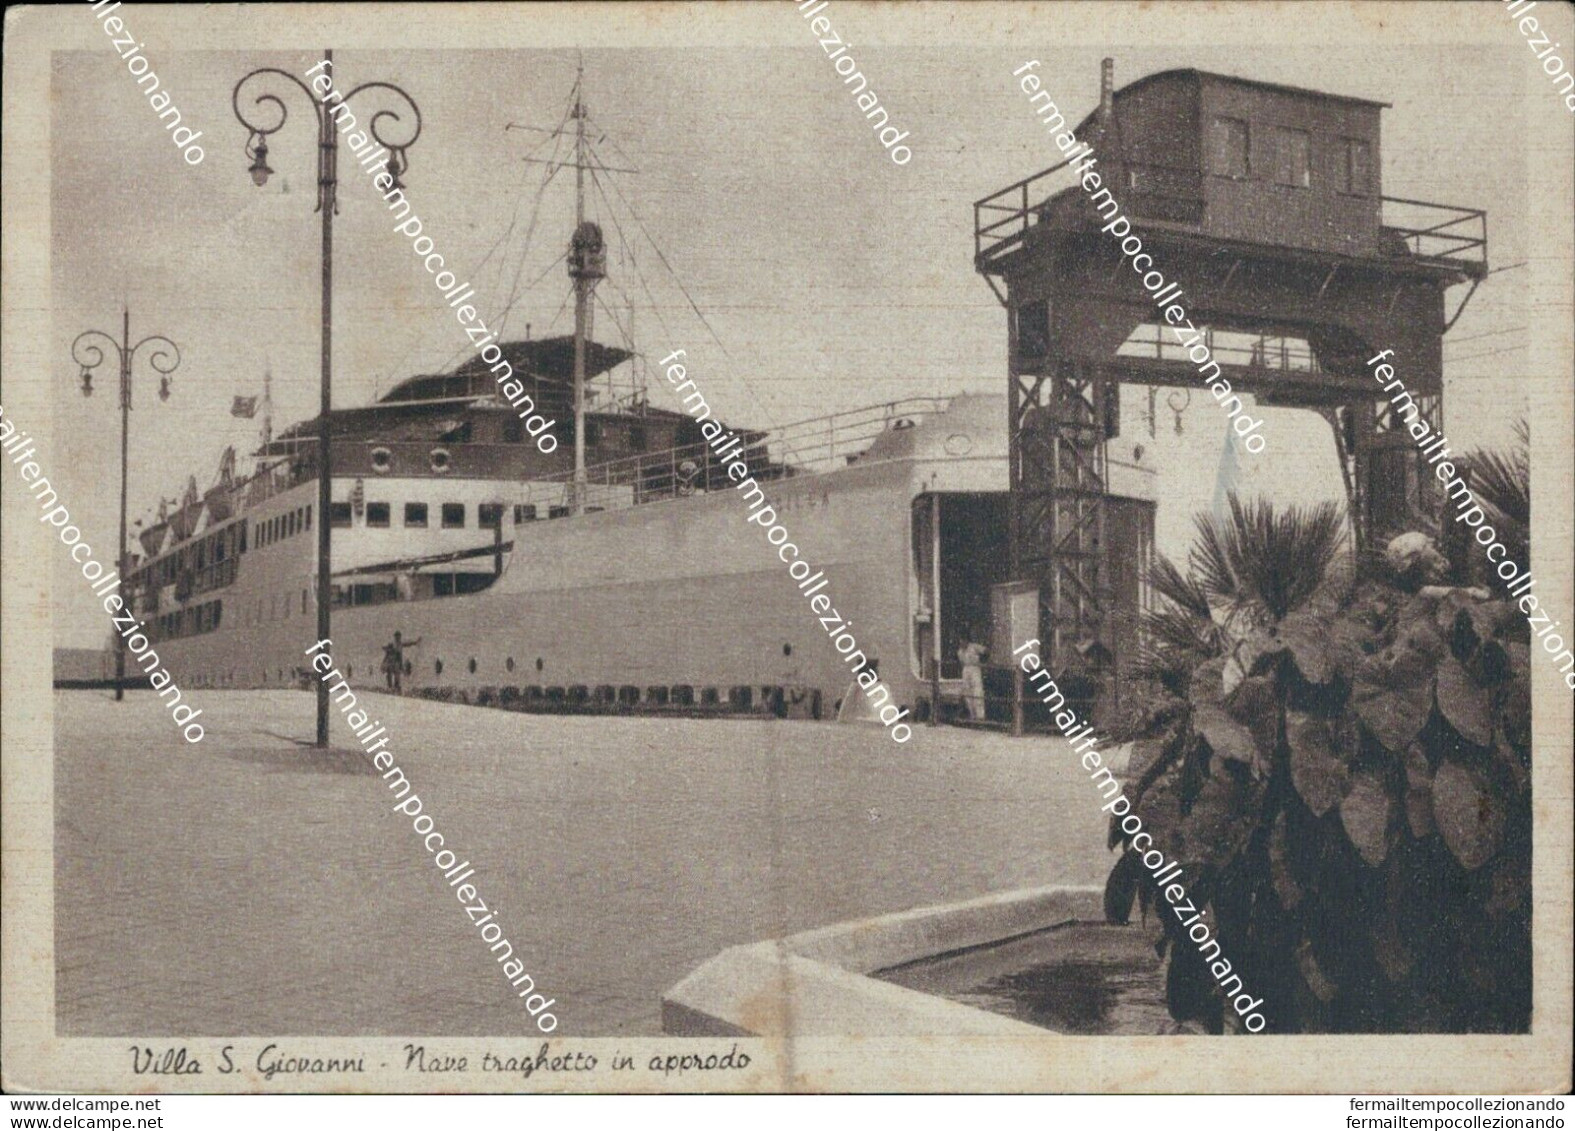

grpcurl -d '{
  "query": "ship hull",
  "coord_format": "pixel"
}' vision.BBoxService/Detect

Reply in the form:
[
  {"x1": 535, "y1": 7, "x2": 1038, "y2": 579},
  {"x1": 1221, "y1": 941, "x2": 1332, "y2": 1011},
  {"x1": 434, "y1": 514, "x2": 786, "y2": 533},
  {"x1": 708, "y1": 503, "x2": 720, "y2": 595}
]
[{"x1": 136, "y1": 395, "x2": 1154, "y2": 720}]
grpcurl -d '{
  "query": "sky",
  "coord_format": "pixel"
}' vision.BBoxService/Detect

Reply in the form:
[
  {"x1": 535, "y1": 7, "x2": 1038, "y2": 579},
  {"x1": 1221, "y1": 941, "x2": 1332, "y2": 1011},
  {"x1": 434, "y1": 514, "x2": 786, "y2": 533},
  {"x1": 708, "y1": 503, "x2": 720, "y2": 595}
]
[{"x1": 46, "y1": 40, "x2": 1539, "y2": 646}]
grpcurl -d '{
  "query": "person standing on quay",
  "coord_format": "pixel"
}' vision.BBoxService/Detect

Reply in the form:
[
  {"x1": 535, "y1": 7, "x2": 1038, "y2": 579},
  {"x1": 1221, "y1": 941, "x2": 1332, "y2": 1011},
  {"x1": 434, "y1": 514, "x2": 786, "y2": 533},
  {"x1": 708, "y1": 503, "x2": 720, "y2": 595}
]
[{"x1": 383, "y1": 630, "x2": 421, "y2": 694}]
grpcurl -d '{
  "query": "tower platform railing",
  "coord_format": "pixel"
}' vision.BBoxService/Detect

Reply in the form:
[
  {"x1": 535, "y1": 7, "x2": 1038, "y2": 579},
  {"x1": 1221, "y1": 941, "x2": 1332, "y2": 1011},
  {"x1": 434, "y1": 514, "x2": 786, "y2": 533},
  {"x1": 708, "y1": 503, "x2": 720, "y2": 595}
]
[{"x1": 975, "y1": 161, "x2": 1488, "y2": 278}]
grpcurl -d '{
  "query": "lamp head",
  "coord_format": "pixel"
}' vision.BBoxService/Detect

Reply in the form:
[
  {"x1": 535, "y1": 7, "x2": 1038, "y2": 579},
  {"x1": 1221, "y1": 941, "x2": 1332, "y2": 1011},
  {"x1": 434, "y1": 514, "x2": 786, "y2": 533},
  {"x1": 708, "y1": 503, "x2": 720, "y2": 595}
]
[
  {"x1": 158, "y1": 377, "x2": 171, "y2": 402},
  {"x1": 79, "y1": 366, "x2": 93, "y2": 397},
  {"x1": 248, "y1": 137, "x2": 272, "y2": 187}
]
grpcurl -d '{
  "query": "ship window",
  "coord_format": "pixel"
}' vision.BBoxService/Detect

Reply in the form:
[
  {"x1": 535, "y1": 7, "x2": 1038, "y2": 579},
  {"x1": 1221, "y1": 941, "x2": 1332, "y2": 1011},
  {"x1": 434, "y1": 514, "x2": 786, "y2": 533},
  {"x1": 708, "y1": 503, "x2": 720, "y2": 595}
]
[
  {"x1": 405, "y1": 502, "x2": 428, "y2": 528},
  {"x1": 629, "y1": 425, "x2": 647, "y2": 452},
  {"x1": 305, "y1": 505, "x2": 311, "y2": 531},
  {"x1": 435, "y1": 658, "x2": 444, "y2": 676},
  {"x1": 1272, "y1": 127, "x2": 1310, "y2": 188},
  {"x1": 366, "y1": 502, "x2": 391, "y2": 528},
  {"x1": 441, "y1": 503, "x2": 466, "y2": 529},
  {"x1": 468, "y1": 658, "x2": 477, "y2": 674},
  {"x1": 479, "y1": 503, "x2": 504, "y2": 528},
  {"x1": 1210, "y1": 116, "x2": 1250, "y2": 179},
  {"x1": 1342, "y1": 137, "x2": 1372, "y2": 195},
  {"x1": 549, "y1": 505, "x2": 570, "y2": 520},
  {"x1": 503, "y1": 418, "x2": 524, "y2": 443},
  {"x1": 302, "y1": 588, "x2": 309, "y2": 614},
  {"x1": 506, "y1": 657, "x2": 516, "y2": 672},
  {"x1": 330, "y1": 502, "x2": 353, "y2": 528},
  {"x1": 514, "y1": 504, "x2": 537, "y2": 524},
  {"x1": 212, "y1": 602, "x2": 221, "y2": 630}
]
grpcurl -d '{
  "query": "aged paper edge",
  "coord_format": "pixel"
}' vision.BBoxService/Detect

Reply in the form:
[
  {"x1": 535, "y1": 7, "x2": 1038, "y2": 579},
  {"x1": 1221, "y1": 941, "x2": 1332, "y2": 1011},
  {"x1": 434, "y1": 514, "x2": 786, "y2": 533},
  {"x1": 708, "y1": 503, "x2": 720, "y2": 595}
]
[{"x1": 2, "y1": 0, "x2": 1571, "y2": 1095}]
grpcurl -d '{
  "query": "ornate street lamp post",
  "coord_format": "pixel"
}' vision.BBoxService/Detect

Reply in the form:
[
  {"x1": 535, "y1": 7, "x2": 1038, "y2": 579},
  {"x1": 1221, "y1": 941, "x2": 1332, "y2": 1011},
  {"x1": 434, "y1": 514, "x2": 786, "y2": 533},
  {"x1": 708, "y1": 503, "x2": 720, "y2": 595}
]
[
  {"x1": 71, "y1": 310, "x2": 182, "y2": 702},
  {"x1": 232, "y1": 50, "x2": 420, "y2": 747}
]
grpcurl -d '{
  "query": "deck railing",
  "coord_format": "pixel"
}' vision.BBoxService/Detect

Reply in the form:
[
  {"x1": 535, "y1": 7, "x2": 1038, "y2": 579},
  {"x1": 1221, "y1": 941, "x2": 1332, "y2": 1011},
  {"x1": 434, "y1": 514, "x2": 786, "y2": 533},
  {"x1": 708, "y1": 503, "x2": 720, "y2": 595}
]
[{"x1": 522, "y1": 397, "x2": 951, "y2": 515}]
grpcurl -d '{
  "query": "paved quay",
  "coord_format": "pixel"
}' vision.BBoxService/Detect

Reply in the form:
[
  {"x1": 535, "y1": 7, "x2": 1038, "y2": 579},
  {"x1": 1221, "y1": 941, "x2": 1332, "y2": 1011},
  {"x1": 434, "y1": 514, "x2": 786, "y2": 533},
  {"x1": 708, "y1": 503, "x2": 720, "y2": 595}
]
[{"x1": 54, "y1": 689, "x2": 1113, "y2": 1036}]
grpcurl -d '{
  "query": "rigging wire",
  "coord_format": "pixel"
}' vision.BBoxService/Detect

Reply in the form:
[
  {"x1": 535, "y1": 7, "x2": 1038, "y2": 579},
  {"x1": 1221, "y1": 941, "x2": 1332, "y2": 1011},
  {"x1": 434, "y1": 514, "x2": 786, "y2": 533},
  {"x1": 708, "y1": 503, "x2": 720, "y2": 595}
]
[
  {"x1": 585, "y1": 145, "x2": 734, "y2": 365},
  {"x1": 383, "y1": 114, "x2": 567, "y2": 382},
  {"x1": 585, "y1": 141, "x2": 780, "y2": 430},
  {"x1": 1442, "y1": 325, "x2": 1527, "y2": 348},
  {"x1": 422, "y1": 112, "x2": 574, "y2": 376},
  {"x1": 1445, "y1": 343, "x2": 1529, "y2": 364},
  {"x1": 545, "y1": 281, "x2": 575, "y2": 336},
  {"x1": 586, "y1": 161, "x2": 681, "y2": 353}
]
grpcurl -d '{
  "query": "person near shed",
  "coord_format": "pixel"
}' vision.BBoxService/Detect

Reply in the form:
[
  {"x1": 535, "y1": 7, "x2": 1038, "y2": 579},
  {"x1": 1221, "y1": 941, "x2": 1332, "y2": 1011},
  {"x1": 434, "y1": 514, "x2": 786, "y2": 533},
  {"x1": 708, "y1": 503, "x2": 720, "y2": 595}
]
[{"x1": 958, "y1": 640, "x2": 987, "y2": 720}]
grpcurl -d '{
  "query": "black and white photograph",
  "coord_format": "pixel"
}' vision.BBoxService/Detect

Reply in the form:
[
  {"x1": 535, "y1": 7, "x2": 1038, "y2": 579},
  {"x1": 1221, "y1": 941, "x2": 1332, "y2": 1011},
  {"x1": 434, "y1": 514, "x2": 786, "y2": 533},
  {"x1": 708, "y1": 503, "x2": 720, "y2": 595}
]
[{"x1": 2, "y1": 0, "x2": 1571, "y2": 1112}]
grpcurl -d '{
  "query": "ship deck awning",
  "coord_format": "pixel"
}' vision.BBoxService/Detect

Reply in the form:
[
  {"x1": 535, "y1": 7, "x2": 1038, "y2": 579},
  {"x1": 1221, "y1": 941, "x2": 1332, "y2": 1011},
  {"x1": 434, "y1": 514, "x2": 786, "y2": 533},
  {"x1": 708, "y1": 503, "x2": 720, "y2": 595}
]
[{"x1": 378, "y1": 336, "x2": 634, "y2": 405}]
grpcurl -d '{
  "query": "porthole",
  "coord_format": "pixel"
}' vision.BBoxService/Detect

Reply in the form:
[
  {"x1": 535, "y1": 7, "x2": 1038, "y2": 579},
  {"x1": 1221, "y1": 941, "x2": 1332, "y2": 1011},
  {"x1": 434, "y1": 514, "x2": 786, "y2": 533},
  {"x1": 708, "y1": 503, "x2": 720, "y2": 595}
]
[
  {"x1": 506, "y1": 657, "x2": 516, "y2": 672},
  {"x1": 468, "y1": 657, "x2": 477, "y2": 674},
  {"x1": 430, "y1": 447, "x2": 452, "y2": 474},
  {"x1": 435, "y1": 658, "x2": 444, "y2": 676},
  {"x1": 348, "y1": 664, "x2": 353, "y2": 679},
  {"x1": 535, "y1": 657, "x2": 544, "y2": 672},
  {"x1": 783, "y1": 643, "x2": 792, "y2": 657},
  {"x1": 370, "y1": 446, "x2": 393, "y2": 473}
]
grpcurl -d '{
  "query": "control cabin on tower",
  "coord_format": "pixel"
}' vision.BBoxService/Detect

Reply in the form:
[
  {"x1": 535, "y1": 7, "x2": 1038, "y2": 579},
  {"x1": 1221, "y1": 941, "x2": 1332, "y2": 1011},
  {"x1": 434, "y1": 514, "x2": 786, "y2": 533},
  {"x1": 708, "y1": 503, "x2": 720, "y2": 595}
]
[{"x1": 976, "y1": 62, "x2": 1486, "y2": 715}]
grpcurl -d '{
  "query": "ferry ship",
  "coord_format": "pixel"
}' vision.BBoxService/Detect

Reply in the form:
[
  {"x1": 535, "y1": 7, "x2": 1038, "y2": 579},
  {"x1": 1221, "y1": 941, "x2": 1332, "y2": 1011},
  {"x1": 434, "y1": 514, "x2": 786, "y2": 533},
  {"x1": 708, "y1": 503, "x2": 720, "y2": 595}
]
[{"x1": 117, "y1": 75, "x2": 1159, "y2": 724}]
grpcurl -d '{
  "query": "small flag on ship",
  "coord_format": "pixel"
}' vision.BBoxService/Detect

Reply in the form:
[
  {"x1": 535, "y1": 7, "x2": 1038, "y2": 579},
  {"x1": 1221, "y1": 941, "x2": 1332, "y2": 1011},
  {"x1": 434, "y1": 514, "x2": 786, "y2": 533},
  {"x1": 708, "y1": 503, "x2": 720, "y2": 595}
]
[{"x1": 231, "y1": 395, "x2": 259, "y2": 418}]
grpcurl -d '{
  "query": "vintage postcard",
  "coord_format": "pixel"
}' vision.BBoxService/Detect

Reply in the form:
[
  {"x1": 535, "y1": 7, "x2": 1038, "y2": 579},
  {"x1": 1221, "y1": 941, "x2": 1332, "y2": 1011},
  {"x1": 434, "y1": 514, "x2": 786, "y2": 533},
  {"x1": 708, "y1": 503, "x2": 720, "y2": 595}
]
[{"x1": 2, "y1": 0, "x2": 1571, "y2": 1098}]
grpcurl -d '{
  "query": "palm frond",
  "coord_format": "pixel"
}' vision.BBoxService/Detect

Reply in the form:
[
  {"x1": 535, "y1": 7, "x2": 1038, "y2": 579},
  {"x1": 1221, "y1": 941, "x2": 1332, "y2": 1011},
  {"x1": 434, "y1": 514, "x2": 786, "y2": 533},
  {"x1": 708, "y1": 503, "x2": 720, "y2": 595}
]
[
  {"x1": 1186, "y1": 494, "x2": 1347, "y2": 624},
  {"x1": 1148, "y1": 554, "x2": 1213, "y2": 622},
  {"x1": 1461, "y1": 421, "x2": 1529, "y2": 586}
]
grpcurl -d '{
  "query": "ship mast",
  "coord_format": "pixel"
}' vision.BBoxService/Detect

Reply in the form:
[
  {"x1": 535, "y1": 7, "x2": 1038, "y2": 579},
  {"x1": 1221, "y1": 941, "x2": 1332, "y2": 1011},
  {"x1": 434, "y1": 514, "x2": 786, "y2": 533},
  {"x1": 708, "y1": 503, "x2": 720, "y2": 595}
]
[
  {"x1": 570, "y1": 65, "x2": 591, "y2": 508},
  {"x1": 261, "y1": 365, "x2": 274, "y2": 453},
  {"x1": 505, "y1": 63, "x2": 634, "y2": 511}
]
